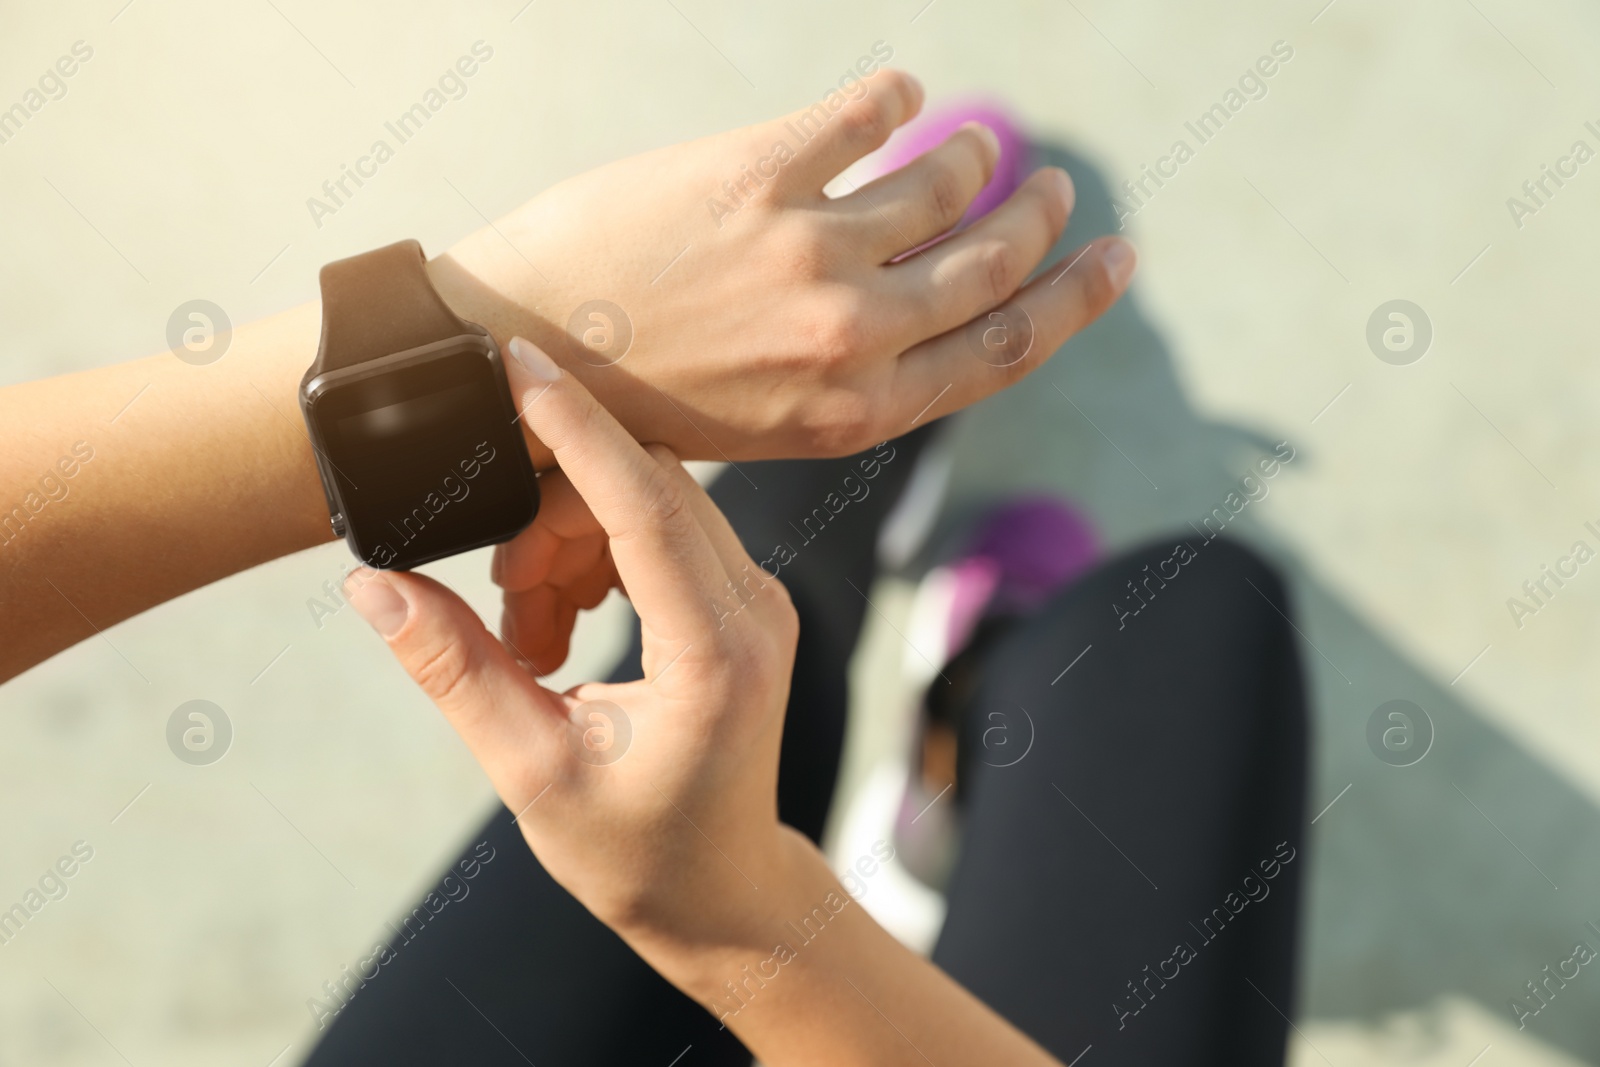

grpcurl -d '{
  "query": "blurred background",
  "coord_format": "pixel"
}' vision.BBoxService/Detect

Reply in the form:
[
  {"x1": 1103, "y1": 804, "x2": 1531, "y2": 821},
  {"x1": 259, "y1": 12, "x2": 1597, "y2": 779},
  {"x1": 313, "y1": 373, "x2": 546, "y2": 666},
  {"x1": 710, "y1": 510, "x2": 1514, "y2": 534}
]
[{"x1": 3, "y1": 0, "x2": 1600, "y2": 1063}]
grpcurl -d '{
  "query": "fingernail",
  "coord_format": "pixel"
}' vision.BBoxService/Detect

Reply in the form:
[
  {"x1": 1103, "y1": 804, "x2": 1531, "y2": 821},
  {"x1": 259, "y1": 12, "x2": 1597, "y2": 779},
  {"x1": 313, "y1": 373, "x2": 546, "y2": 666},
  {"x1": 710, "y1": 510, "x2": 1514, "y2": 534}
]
[
  {"x1": 347, "y1": 573, "x2": 409, "y2": 637},
  {"x1": 961, "y1": 121, "x2": 1001, "y2": 162},
  {"x1": 510, "y1": 336, "x2": 561, "y2": 382},
  {"x1": 1101, "y1": 238, "x2": 1137, "y2": 289},
  {"x1": 489, "y1": 546, "x2": 504, "y2": 586}
]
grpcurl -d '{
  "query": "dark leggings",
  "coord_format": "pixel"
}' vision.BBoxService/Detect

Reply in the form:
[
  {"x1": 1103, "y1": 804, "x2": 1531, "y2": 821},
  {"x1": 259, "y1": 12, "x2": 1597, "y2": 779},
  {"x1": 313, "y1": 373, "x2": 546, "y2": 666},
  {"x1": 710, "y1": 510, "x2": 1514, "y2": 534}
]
[{"x1": 306, "y1": 434, "x2": 1308, "y2": 1067}]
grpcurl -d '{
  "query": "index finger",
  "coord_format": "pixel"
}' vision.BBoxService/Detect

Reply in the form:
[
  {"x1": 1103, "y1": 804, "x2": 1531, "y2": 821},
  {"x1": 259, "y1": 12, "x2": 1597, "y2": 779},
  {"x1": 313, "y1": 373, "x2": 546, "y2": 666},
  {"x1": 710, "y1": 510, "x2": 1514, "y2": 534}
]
[
  {"x1": 771, "y1": 68, "x2": 923, "y2": 196},
  {"x1": 504, "y1": 337, "x2": 730, "y2": 641}
]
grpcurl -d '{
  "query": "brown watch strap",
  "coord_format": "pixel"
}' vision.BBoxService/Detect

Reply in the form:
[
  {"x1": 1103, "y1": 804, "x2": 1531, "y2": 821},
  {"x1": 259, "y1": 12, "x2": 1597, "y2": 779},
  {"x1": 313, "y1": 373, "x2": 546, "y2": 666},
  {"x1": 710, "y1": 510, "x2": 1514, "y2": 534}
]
[{"x1": 313, "y1": 239, "x2": 473, "y2": 372}]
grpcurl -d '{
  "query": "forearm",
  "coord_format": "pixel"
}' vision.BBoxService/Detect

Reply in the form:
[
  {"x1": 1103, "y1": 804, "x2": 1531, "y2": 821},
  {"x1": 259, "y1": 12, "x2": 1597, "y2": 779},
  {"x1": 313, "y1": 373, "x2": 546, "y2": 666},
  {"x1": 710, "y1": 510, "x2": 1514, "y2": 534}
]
[
  {"x1": 631, "y1": 830, "x2": 1063, "y2": 1067},
  {"x1": 0, "y1": 301, "x2": 332, "y2": 680},
  {"x1": 0, "y1": 250, "x2": 559, "y2": 683}
]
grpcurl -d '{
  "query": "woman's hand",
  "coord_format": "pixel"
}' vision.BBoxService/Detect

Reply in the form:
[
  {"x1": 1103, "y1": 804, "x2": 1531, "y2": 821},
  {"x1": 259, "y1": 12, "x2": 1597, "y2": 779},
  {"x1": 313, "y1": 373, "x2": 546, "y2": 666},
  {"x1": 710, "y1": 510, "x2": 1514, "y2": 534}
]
[
  {"x1": 347, "y1": 339, "x2": 1066, "y2": 1066},
  {"x1": 432, "y1": 67, "x2": 1135, "y2": 464},
  {"x1": 347, "y1": 338, "x2": 802, "y2": 947},
  {"x1": 0, "y1": 65, "x2": 1135, "y2": 685}
]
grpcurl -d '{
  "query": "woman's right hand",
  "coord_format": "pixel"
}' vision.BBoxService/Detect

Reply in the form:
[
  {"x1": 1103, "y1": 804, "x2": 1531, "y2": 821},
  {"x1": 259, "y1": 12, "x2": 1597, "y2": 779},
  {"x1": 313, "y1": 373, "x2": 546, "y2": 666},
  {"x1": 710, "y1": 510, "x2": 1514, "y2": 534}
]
[
  {"x1": 347, "y1": 338, "x2": 1067, "y2": 1067},
  {"x1": 346, "y1": 337, "x2": 805, "y2": 953}
]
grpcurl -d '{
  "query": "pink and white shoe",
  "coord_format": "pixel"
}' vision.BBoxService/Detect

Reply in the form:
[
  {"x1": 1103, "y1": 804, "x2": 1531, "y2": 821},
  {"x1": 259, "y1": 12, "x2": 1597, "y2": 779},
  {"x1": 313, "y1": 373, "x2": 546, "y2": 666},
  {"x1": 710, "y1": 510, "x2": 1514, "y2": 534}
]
[{"x1": 895, "y1": 496, "x2": 1101, "y2": 889}]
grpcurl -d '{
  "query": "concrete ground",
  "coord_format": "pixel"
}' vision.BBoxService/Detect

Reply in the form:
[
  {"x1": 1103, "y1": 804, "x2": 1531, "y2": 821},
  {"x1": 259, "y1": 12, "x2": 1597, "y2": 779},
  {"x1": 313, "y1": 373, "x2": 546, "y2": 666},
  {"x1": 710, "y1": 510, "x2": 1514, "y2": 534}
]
[{"x1": 2, "y1": 0, "x2": 1598, "y2": 1063}]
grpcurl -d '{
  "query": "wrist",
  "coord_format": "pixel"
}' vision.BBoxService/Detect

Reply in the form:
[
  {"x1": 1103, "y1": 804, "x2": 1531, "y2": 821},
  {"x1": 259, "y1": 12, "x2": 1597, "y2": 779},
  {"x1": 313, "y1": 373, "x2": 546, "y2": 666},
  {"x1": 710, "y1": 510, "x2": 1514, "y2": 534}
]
[
  {"x1": 426, "y1": 245, "x2": 564, "y2": 470},
  {"x1": 252, "y1": 301, "x2": 344, "y2": 551},
  {"x1": 618, "y1": 827, "x2": 845, "y2": 1015}
]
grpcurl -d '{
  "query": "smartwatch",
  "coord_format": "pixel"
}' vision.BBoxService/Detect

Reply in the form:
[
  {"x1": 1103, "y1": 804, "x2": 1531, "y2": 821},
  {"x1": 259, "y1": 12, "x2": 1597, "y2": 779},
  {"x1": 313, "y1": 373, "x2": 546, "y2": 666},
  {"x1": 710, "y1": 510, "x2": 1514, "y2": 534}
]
[{"x1": 298, "y1": 239, "x2": 539, "y2": 570}]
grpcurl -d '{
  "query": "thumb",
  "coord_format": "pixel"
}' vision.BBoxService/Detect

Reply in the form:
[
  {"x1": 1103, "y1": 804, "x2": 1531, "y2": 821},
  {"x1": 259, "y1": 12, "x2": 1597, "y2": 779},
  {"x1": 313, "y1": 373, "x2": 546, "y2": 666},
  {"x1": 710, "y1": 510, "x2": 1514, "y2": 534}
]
[{"x1": 344, "y1": 568, "x2": 564, "y2": 784}]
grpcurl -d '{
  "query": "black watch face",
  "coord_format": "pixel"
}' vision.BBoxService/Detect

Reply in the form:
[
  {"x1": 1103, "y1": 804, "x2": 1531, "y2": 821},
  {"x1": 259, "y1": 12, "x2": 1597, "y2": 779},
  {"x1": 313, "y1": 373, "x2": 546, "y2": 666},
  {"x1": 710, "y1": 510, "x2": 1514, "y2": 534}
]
[{"x1": 308, "y1": 340, "x2": 538, "y2": 570}]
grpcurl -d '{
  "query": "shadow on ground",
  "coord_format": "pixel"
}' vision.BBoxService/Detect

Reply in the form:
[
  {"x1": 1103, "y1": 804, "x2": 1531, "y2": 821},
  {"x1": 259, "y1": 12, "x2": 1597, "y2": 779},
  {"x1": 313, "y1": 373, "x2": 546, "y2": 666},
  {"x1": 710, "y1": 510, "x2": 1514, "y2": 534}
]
[{"x1": 927, "y1": 140, "x2": 1600, "y2": 1063}]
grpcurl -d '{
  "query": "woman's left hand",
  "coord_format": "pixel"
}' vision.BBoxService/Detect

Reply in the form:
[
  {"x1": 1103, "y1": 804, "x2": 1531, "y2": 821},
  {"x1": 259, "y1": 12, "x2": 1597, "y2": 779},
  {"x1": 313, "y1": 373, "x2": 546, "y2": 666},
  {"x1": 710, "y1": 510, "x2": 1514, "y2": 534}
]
[{"x1": 490, "y1": 465, "x2": 617, "y2": 677}]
